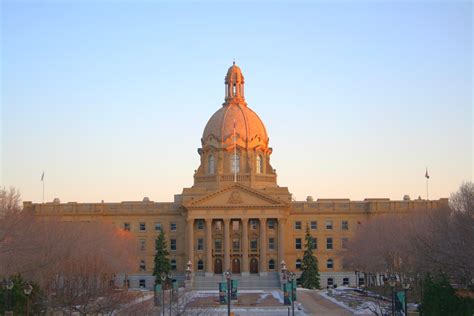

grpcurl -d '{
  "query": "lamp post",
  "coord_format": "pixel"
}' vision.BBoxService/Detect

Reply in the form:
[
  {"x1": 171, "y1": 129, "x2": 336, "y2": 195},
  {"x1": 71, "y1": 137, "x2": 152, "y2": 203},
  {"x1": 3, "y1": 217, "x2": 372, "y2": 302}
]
[
  {"x1": 24, "y1": 284, "x2": 33, "y2": 316},
  {"x1": 168, "y1": 272, "x2": 173, "y2": 316},
  {"x1": 224, "y1": 270, "x2": 232, "y2": 316},
  {"x1": 402, "y1": 281, "x2": 411, "y2": 316},
  {"x1": 160, "y1": 272, "x2": 167, "y2": 316},
  {"x1": 281, "y1": 260, "x2": 287, "y2": 284},
  {"x1": 288, "y1": 272, "x2": 296, "y2": 316},
  {"x1": 388, "y1": 276, "x2": 397, "y2": 316},
  {"x1": 3, "y1": 279, "x2": 14, "y2": 315}
]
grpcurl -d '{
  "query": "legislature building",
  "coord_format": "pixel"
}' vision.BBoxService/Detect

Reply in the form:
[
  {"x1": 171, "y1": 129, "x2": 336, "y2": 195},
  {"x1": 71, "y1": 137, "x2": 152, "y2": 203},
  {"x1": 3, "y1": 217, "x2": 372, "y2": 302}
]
[{"x1": 23, "y1": 63, "x2": 447, "y2": 289}]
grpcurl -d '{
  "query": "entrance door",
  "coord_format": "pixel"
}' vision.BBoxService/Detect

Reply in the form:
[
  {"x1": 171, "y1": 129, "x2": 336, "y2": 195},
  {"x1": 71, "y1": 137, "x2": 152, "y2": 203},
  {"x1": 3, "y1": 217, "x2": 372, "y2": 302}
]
[
  {"x1": 250, "y1": 258, "x2": 259, "y2": 274},
  {"x1": 232, "y1": 258, "x2": 241, "y2": 274},
  {"x1": 214, "y1": 258, "x2": 223, "y2": 274}
]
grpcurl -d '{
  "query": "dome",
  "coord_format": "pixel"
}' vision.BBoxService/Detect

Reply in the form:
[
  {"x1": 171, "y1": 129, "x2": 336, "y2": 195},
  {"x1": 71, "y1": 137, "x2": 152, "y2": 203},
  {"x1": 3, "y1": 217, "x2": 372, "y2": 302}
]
[
  {"x1": 202, "y1": 103, "x2": 268, "y2": 147},
  {"x1": 202, "y1": 62, "x2": 268, "y2": 149}
]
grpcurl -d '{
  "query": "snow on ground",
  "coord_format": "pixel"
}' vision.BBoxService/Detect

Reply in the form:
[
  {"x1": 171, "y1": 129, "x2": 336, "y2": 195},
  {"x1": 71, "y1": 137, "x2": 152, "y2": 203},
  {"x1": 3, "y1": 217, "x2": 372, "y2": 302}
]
[{"x1": 319, "y1": 287, "x2": 392, "y2": 315}]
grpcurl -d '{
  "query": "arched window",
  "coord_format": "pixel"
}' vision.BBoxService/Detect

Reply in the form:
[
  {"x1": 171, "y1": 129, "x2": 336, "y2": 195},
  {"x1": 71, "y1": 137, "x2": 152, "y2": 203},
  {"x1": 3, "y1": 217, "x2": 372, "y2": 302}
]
[
  {"x1": 296, "y1": 259, "x2": 302, "y2": 270},
  {"x1": 327, "y1": 259, "x2": 334, "y2": 269},
  {"x1": 233, "y1": 84, "x2": 236, "y2": 96},
  {"x1": 231, "y1": 155, "x2": 240, "y2": 173},
  {"x1": 268, "y1": 259, "x2": 275, "y2": 270},
  {"x1": 208, "y1": 155, "x2": 215, "y2": 174},
  {"x1": 171, "y1": 259, "x2": 177, "y2": 271},
  {"x1": 256, "y1": 155, "x2": 263, "y2": 174},
  {"x1": 197, "y1": 260, "x2": 204, "y2": 271}
]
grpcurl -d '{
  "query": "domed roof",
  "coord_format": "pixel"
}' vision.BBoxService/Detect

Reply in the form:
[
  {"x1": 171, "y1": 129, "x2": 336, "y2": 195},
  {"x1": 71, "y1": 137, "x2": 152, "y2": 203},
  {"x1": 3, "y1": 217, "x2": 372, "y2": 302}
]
[{"x1": 202, "y1": 103, "x2": 268, "y2": 147}]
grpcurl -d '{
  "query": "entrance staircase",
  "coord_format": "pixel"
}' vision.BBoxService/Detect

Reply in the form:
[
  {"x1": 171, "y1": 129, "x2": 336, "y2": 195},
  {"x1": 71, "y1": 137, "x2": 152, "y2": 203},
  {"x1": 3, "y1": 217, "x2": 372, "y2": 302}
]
[{"x1": 193, "y1": 272, "x2": 281, "y2": 290}]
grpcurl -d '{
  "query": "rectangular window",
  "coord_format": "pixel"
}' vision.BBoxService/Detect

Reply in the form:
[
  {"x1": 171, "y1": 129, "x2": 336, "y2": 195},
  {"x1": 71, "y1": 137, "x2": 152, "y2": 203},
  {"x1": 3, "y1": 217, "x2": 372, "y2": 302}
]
[
  {"x1": 343, "y1": 278, "x2": 349, "y2": 286},
  {"x1": 140, "y1": 222, "x2": 146, "y2": 231},
  {"x1": 250, "y1": 239, "x2": 258, "y2": 251},
  {"x1": 342, "y1": 237, "x2": 349, "y2": 249},
  {"x1": 139, "y1": 260, "x2": 146, "y2": 271},
  {"x1": 327, "y1": 278, "x2": 334, "y2": 286},
  {"x1": 326, "y1": 237, "x2": 333, "y2": 250},
  {"x1": 310, "y1": 221, "x2": 317, "y2": 230},
  {"x1": 342, "y1": 220, "x2": 349, "y2": 230},
  {"x1": 124, "y1": 222, "x2": 131, "y2": 231},
  {"x1": 197, "y1": 220, "x2": 204, "y2": 230},
  {"x1": 139, "y1": 279, "x2": 146, "y2": 288},
  {"x1": 232, "y1": 221, "x2": 240, "y2": 231},
  {"x1": 295, "y1": 238, "x2": 302, "y2": 250},
  {"x1": 232, "y1": 239, "x2": 240, "y2": 252},
  {"x1": 170, "y1": 222, "x2": 177, "y2": 231},
  {"x1": 170, "y1": 239, "x2": 177, "y2": 251},
  {"x1": 155, "y1": 223, "x2": 162, "y2": 231},
  {"x1": 359, "y1": 278, "x2": 365, "y2": 286},
  {"x1": 268, "y1": 220, "x2": 275, "y2": 229},
  {"x1": 250, "y1": 220, "x2": 258, "y2": 230},
  {"x1": 215, "y1": 221, "x2": 222, "y2": 230},
  {"x1": 294, "y1": 221, "x2": 302, "y2": 230},
  {"x1": 197, "y1": 238, "x2": 204, "y2": 251},
  {"x1": 268, "y1": 237, "x2": 275, "y2": 250},
  {"x1": 139, "y1": 239, "x2": 146, "y2": 251},
  {"x1": 326, "y1": 220, "x2": 333, "y2": 230},
  {"x1": 214, "y1": 239, "x2": 222, "y2": 252},
  {"x1": 312, "y1": 237, "x2": 318, "y2": 249}
]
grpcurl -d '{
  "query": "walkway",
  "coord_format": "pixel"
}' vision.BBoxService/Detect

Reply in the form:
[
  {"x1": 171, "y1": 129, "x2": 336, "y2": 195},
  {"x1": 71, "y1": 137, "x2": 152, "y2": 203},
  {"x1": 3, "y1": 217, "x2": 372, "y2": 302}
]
[{"x1": 297, "y1": 289, "x2": 354, "y2": 315}]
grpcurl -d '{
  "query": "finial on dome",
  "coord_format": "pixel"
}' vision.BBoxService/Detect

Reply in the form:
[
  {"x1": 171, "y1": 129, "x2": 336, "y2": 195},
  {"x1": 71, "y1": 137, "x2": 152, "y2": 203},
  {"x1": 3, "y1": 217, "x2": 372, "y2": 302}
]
[{"x1": 233, "y1": 60, "x2": 235, "y2": 65}]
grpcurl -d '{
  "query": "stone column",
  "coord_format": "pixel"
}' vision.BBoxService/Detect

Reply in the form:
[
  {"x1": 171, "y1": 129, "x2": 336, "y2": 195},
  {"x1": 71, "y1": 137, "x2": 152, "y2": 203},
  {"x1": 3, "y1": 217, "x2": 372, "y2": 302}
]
[
  {"x1": 224, "y1": 219, "x2": 231, "y2": 272},
  {"x1": 205, "y1": 218, "x2": 213, "y2": 276},
  {"x1": 241, "y1": 218, "x2": 249, "y2": 276},
  {"x1": 278, "y1": 218, "x2": 286, "y2": 270},
  {"x1": 186, "y1": 218, "x2": 194, "y2": 271},
  {"x1": 259, "y1": 218, "x2": 267, "y2": 275}
]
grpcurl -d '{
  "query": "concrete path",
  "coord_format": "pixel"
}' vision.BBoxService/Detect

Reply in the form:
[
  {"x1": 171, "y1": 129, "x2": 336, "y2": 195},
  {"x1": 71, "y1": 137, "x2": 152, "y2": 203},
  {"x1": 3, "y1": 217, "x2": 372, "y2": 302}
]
[{"x1": 297, "y1": 289, "x2": 354, "y2": 315}]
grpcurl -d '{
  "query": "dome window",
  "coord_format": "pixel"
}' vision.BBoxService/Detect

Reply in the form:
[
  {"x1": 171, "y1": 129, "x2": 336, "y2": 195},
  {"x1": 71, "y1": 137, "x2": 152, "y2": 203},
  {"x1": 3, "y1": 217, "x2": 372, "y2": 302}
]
[
  {"x1": 208, "y1": 155, "x2": 215, "y2": 174},
  {"x1": 231, "y1": 155, "x2": 240, "y2": 173},
  {"x1": 256, "y1": 155, "x2": 263, "y2": 174}
]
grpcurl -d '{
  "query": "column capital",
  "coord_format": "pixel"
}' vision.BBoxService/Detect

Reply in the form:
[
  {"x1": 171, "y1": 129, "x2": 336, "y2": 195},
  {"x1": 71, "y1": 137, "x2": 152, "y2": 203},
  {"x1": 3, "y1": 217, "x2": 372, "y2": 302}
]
[
  {"x1": 223, "y1": 218, "x2": 231, "y2": 224},
  {"x1": 186, "y1": 218, "x2": 195, "y2": 223},
  {"x1": 241, "y1": 218, "x2": 249, "y2": 224}
]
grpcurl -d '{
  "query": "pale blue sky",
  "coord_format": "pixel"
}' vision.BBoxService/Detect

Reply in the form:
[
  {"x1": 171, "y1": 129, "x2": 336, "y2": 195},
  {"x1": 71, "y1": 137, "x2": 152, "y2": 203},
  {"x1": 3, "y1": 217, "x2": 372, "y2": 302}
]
[{"x1": 1, "y1": 0, "x2": 472, "y2": 203}]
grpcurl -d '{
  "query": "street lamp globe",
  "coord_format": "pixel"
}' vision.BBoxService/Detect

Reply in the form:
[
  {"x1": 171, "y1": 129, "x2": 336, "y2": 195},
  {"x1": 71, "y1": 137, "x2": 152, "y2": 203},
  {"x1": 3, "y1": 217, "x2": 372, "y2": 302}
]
[
  {"x1": 388, "y1": 276, "x2": 397, "y2": 287},
  {"x1": 160, "y1": 272, "x2": 167, "y2": 282},
  {"x1": 6, "y1": 279, "x2": 14, "y2": 290},
  {"x1": 224, "y1": 270, "x2": 232, "y2": 280},
  {"x1": 402, "y1": 282, "x2": 410, "y2": 290},
  {"x1": 24, "y1": 284, "x2": 33, "y2": 296}
]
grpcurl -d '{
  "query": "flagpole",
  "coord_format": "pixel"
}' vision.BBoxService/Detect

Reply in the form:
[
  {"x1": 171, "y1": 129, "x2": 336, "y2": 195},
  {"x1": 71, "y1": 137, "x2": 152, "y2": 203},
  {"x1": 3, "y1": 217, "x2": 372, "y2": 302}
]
[
  {"x1": 233, "y1": 120, "x2": 237, "y2": 183},
  {"x1": 426, "y1": 177, "x2": 429, "y2": 201},
  {"x1": 43, "y1": 180, "x2": 44, "y2": 204}
]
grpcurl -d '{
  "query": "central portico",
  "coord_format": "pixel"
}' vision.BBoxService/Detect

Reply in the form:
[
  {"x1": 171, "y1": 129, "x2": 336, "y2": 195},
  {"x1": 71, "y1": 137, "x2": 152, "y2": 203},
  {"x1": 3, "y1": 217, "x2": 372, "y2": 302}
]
[{"x1": 179, "y1": 62, "x2": 292, "y2": 277}]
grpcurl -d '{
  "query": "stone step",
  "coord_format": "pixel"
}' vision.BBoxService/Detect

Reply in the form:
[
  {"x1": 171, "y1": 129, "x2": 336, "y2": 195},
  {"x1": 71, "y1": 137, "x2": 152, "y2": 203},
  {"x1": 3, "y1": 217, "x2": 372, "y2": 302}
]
[{"x1": 193, "y1": 273, "x2": 281, "y2": 290}]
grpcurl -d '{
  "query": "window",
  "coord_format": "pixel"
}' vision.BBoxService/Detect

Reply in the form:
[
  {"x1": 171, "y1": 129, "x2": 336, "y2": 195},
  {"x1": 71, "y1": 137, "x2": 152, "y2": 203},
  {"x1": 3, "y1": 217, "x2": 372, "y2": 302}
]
[
  {"x1": 268, "y1": 220, "x2": 276, "y2": 229},
  {"x1": 327, "y1": 259, "x2": 334, "y2": 269},
  {"x1": 155, "y1": 223, "x2": 162, "y2": 231},
  {"x1": 197, "y1": 260, "x2": 204, "y2": 271},
  {"x1": 310, "y1": 221, "x2": 317, "y2": 230},
  {"x1": 326, "y1": 237, "x2": 333, "y2": 250},
  {"x1": 232, "y1": 239, "x2": 240, "y2": 251},
  {"x1": 231, "y1": 155, "x2": 240, "y2": 173},
  {"x1": 139, "y1": 239, "x2": 146, "y2": 251},
  {"x1": 268, "y1": 237, "x2": 275, "y2": 250},
  {"x1": 342, "y1": 237, "x2": 349, "y2": 249},
  {"x1": 250, "y1": 220, "x2": 258, "y2": 230},
  {"x1": 197, "y1": 238, "x2": 204, "y2": 251},
  {"x1": 197, "y1": 220, "x2": 204, "y2": 230},
  {"x1": 296, "y1": 259, "x2": 302, "y2": 270},
  {"x1": 171, "y1": 259, "x2": 177, "y2": 271},
  {"x1": 139, "y1": 279, "x2": 146, "y2": 288},
  {"x1": 343, "y1": 278, "x2": 349, "y2": 286},
  {"x1": 326, "y1": 220, "x2": 333, "y2": 230},
  {"x1": 295, "y1": 238, "x2": 302, "y2": 250},
  {"x1": 139, "y1": 222, "x2": 146, "y2": 231},
  {"x1": 359, "y1": 278, "x2": 365, "y2": 286},
  {"x1": 208, "y1": 155, "x2": 215, "y2": 174},
  {"x1": 312, "y1": 237, "x2": 318, "y2": 249},
  {"x1": 170, "y1": 239, "x2": 177, "y2": 251},
  {"x1": 256, "y1": 155, "x2": 263, "y2": 173},
  {"x1": 214, "y1": 239, "x2": 222, "y2": 252},
  {"x1": 232, "y1": 221, "x2": 240, "y2": 231},
  {"x1": 342, "y1": 220, "x2": 349, "y2": 230},
  {"x1": 268, "y1": 259, "x2": 275, "y2": 270},
  {"x1": 215, "y1": 221, "x2": 222, "y2": 230},
  {"x1": 139, "y1": 260, "x2": 146, "y2": 272},
  {"x1": 250, "y1": 239, "x2": 258, "y2": 251},
  {"x1": 170, "y1": 222, "x2": 177, "y2": 231},
  {"x1": 294, "y1": 221, "x2": 302, "y2": 230},
  {"x1": 327, "y1": 278, "x2": 334, "y2": 286},
  {"x1": 124, "y1": 223, "x2": 131, "y2": 231}
]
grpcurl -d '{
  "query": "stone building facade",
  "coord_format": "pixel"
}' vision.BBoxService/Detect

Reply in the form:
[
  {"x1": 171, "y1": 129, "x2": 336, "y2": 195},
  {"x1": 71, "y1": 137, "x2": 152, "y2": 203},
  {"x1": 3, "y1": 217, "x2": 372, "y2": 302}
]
[{"x1": 23, "y1": 63, "x2": 447, "y2": 289}]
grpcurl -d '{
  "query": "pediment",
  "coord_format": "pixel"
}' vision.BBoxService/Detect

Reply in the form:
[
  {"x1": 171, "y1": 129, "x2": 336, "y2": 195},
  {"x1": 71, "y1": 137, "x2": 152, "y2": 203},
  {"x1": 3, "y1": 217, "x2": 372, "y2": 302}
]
[{"x1": 184, "y1": 183, "x2": 287, "y2": 209}]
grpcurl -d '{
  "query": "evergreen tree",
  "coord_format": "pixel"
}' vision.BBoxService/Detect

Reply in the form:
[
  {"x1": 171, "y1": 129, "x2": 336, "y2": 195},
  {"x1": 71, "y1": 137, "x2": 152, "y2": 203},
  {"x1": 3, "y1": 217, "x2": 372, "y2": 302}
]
[
  {"x1": 300, "y1": 225, "x2": 320, "y2": 289},
  {"x1": 152, "y1": 230, "x2": 171, "y2": 285}
]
